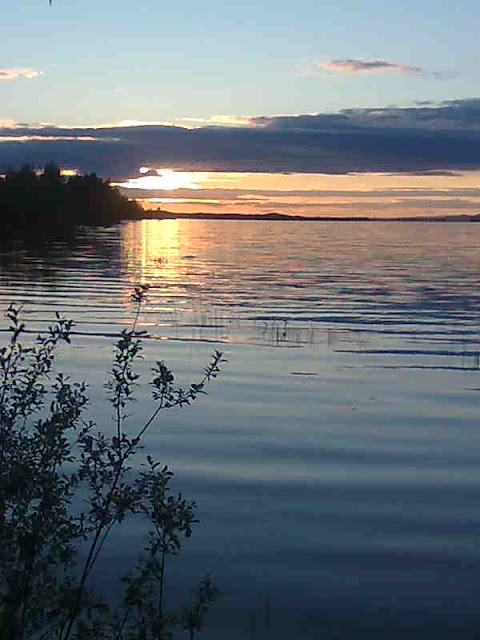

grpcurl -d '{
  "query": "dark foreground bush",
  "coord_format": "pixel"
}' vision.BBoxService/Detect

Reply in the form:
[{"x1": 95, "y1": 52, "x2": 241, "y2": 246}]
[{"x1": 0, "y1": 286, "x2": 224, "y2": 640}]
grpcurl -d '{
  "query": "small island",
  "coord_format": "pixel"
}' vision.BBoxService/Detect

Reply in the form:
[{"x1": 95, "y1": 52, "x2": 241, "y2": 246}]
[{"x1": 0, "y1": 165, "x2": 143, "y2": 242}]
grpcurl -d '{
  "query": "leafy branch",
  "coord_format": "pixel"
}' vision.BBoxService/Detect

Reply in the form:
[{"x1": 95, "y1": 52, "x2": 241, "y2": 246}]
[{"x1": 0, "y1": 288, "x2": 225, "y2": 640}]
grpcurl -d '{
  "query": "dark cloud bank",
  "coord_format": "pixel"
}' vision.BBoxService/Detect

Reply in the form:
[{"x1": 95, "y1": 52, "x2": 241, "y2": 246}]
[{"x1": 2, "y1": 99, "x2": 480, "y2": 178}]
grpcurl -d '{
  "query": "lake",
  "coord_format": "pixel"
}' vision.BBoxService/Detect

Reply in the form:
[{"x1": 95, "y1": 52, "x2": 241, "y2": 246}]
[{"x1": 2, "y1": 219, "x2": 480, "y2": 639}]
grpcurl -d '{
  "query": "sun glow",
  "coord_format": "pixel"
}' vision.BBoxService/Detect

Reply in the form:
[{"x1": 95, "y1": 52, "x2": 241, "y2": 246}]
[
  {"x1": 118, "y1": 169, "x2": 480, "y2": 218},
  {"x1": 119, "y1": 169, "x2": 206, "y2": 191}
]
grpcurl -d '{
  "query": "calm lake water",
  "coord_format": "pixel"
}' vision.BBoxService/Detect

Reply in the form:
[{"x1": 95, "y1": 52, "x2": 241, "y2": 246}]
[{"x1": 2, "y1": 219, "x2": 480, "y2": 638}]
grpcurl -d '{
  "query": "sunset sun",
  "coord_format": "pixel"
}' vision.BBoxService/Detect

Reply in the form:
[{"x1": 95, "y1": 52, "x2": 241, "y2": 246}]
[{"x1": 119, "y1": 168, "x2": 205, "y2": 191}]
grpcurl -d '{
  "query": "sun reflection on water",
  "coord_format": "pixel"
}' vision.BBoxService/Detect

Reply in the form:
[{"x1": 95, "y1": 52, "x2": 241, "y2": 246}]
[{"x1": 121, "y1": 218, "x2": 182, "y2": 287}]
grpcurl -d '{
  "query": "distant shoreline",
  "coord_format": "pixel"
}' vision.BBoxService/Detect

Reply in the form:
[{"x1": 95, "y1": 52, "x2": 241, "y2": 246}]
[{"x1": 139, "y1": 210, "x2": 480, "y2": 223}]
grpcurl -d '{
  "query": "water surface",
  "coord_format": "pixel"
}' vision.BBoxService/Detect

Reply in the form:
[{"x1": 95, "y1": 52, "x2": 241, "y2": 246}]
[{"x1": 2, "y1": 220, "x2": 480, "y2": 639}]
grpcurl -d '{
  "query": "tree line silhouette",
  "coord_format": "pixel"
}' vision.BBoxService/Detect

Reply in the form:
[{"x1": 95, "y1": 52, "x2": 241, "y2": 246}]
[{"x1": 0, "y1": 165, "x2": 143, "y2": 240}]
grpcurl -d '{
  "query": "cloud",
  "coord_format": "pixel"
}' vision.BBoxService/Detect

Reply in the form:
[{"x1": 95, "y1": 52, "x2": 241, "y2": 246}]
[
  {"x1": 302, "y1": 58, "x2": 456, "y2": 79},
  {"x1": 0, "y1": 135, "x2": 100, "y2": 143},
  {"x1": 116, "y1": 185, "x2": 480, "y2": 201},
  {"x1": 308, "y1": 58, "x2": 424, "y2": 75},
  {"x1": 0, "y1": 68, "x2": 40, "y2": 80},
  {"x1": 391, "y1": 170, "x2": 462, "y2": 177},
  {"x1": 251, "y1": 98, "x2": 480, "y2": 131},
  {"x1": 87, "y1": 119, "x2": 179, "y2": 129},
  {"x1": 1, "y1": 98, "x2": 480, "y2": 177},
  {"x1": 0, "y1": 119, "x2": 20, "y2": 128},
  {"x1": 181, "y1": 115, "x2": 256, "y2": 128}
]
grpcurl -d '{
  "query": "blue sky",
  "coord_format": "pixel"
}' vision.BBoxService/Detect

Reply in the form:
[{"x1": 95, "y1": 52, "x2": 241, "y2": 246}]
[
  {"x1": 2, "y1": 0, "x2": 480, "y2": 125},
  {"x1": 2, "y1": 0, "x2": 480, "y2": 217}
]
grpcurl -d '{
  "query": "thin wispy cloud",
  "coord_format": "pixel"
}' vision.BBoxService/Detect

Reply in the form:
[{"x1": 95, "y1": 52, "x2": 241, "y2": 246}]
[
  {"x1": 181, "y1": 115, "x2": 256, "y2": 128},
  {"x1": 303, "y1": 58, "x2": 454, "y2": 79},
  {"x1": 0, "y1": 68, "x2": 40, "y2": 80},
  {"x1": 313, "y1": 58, "x2": 423, "y2": 75},
  {"x1": 0, "y1": 119, "x2": 19, "y2": 128},
  {"x1": 0, "y1": 135, "x2": 99, "y2": 143},
  {"x1": 90, "y1": 119, "x2": 176, "y2": 129}
]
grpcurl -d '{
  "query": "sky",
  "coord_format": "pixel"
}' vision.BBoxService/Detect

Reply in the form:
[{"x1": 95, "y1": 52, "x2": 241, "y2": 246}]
[{"x1": 2, "y1": 0, "x2": 480, "y2": 217}]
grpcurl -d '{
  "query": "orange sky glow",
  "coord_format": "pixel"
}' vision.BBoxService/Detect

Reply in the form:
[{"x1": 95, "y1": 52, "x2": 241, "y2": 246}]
[{"x1": 117, "y1": 169, "x2": 480, "y2": 218}]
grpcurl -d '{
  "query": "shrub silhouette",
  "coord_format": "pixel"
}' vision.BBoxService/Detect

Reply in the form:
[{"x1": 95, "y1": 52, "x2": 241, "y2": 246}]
[{"x1": 0, "y1": 286, "x2": 224, "y2": 639}]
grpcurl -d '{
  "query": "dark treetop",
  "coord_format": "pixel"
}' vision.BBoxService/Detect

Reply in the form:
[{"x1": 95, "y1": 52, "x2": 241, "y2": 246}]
[{"x1": 0, "y1": 165, "x2": 143, "y2": 241}]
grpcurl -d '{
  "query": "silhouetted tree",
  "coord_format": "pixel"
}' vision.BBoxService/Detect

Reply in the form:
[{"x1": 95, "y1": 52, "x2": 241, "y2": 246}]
[{"x1": 0, "y1": 166, "x2": 142, "y2": 242}]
